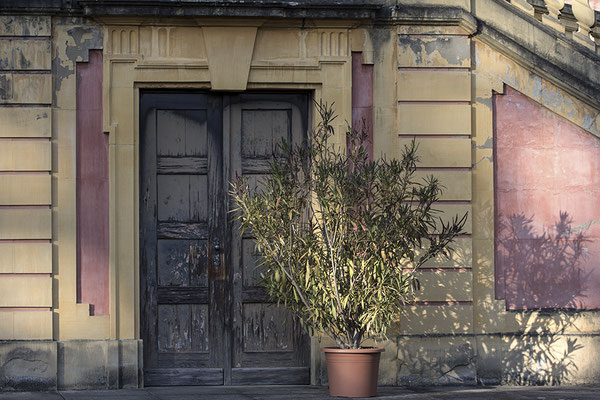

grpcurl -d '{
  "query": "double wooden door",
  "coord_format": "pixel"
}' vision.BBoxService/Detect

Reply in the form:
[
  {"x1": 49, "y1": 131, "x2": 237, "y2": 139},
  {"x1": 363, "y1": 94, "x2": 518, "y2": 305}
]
[{"x1": 140, "y1": 92, "x2": 310, "y2": 386}]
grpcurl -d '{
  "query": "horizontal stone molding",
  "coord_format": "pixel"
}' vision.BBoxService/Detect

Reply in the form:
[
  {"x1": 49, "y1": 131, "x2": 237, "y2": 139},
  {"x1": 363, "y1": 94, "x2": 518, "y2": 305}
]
[
  {"x1": 397, "y1": 35, "x2": 471, "y2": 69},
  {"x1": 0, "y1": 16, "x2": 51, "y2": 37},
  {"x1": 398, "y1": 137, "x2": 472, "y2": 167},
  {"x1": 0, "y1": 73, "x2": 52, "y2": 104},
  {"x1": 398, "y1": 104, "x2": 472, "y2": 135},
  {"x1": 399, "y1": 304, "x2": 473, "y2": 334},
  {"x1": 421, "y1": 237, "x2": 473, "y2": 269},
  {"x1": 0, "y1": 242, "x2": 52, "y2": 273},
  {"x1": 0, "y1": 174, "x2": 51, "y2": 205},
  {"x1": 413, "y1": 170, "x2": 472, "y2": 201},
  {"x1": 0, "y1": 208, "x2": 52, "y2": 240},
  {"x1": 413, "y1": 270, "x2": 473, "y2": 302},
  {"x1": 397, "y1": 70, "x2": 471, "y2": 102},
  {"x1": 435, "y1": 203, "x2": 472, "y2": 234},
  {"x1": 0, "y1": 275, "x2": 51, "y2": 307},
  {"x1": 0, "y1": 107, "x2": 51, "y2": 137},
  {"x1": 0, "y1": 39, "x2": 51, "y2": 70},
  {"x1": 0, "y1": 140, "x2": 51, "y2": 171},
  {"x1": 0, "y1": 309, "x2": 52, "y2": 340}
]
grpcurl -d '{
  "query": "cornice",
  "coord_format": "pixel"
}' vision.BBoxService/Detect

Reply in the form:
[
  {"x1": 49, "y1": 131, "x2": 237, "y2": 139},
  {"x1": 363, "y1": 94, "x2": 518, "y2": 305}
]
[
  {"x1": 391, "y1": 2, "x2": 600, "y2": 109},
  {"x1": 76, "y1": 0, "x2": 386, "y2": 19},
  {"x1": 389, "y1": 6, "x2": 477, "y2": 34},
  {"x1": 475, "y1": 0, "x2": 600, "y2": 109}
]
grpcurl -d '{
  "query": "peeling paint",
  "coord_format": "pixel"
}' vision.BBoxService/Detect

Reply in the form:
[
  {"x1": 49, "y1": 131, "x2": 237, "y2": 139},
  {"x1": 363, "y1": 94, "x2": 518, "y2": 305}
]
[
  {"x1": 52, "y1": 26, "x2": 103, "y2": 107},
  {"x1": 65, "y1": 27, "x2": 103, "y2": 62},
  {"x1": 18, "y1": 51, "x2": 31, "y2": 69},
  {"x1": 501, "y1": 67, "x2": 519, "y2": 91},
  {"x1": 476, "y1": 96, "x2": 493, "y2": 109},
  {"x1": 582, "y1": 113, "x2": 600, "y2": 135},
  {"x1": 52, "y1": 47, "x2": 72, "y2": 106},
  {"x1": 398, "y1": 35, "x2": 469, "y2": 68},
  {"x1": 541, "y1": 85, "x2": 563, "y2": 111},
  {"x1": 476, "y1": 137, "x2": 494, "y2": 149},
  {"x1": 531, "y1": 78, "x2": 542, "y2": 101},
  {"x1": 370, "y1": 26, "x2": 392, "y2": 65},
  {"x1": 0, "y1": 74, "x2": 11, "y2": 100},
  {"x1": 472, "y1": 155, "x2": 493, "y2": 167}
]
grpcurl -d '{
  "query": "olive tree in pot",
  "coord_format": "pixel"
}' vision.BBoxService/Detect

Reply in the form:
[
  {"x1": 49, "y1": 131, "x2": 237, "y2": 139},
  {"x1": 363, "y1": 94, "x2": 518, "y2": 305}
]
[{"x1": 230, "y1": 102, "x2": 467, "y2": 398}]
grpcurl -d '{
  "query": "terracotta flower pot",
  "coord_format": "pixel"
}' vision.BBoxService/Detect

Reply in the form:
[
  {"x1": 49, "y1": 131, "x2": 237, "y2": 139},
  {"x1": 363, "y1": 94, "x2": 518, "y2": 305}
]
[{"x1": 322, "y1": 347, "x2": 384, "y2": 398}]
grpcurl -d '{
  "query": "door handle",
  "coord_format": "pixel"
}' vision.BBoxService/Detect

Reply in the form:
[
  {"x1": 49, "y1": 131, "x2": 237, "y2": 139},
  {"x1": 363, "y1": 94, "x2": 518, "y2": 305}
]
[{"x1": 213, "y1": 238, "x2": 221, "y2": 268}]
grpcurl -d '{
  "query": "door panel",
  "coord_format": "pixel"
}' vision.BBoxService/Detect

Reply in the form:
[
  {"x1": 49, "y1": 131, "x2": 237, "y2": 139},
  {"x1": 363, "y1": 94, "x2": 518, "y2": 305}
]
[
  {"x1": 141, "y1": 92, "x2": 309, "y2": 386},
  {"x1": 141, "y1": 93, "x2": 225, "y2": 386},
  {"x1": 228, "y1": 94, "x2": 310, "y2": 385}
]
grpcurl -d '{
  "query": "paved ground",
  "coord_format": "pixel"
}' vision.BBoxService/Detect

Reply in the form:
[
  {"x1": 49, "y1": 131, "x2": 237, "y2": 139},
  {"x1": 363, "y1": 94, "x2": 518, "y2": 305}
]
[{"x1": 2, "y1": 385, "x2": 600, "y2": 400}]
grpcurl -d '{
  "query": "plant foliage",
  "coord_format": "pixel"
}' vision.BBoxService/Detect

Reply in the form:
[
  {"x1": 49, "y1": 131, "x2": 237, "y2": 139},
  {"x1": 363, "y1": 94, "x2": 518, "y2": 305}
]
[{"x1": 230, "y1": 102, "x2": 467, "y2": 349}]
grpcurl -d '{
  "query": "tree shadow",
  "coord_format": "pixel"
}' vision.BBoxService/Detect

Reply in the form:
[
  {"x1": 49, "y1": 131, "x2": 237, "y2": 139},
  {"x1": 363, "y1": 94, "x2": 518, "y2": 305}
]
[
  {"x1": 495, "y1": 211, "x2": 589, "y2": 384},
  {"x1": 497, "y1": 211, "x2": 591, "y2": 310}
]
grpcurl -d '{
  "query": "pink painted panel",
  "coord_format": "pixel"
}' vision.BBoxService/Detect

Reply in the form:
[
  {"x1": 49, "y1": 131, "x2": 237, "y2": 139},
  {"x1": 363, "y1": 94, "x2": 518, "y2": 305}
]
[
  {"x1": 76, "y1": 50, "x2": 109, "y2": 316},
  {"x1": 494, "y1": 86, "x2": 600, "y2": 310},
  {"x1": 351, "y1": 52, "x2": 373, "y2": 160}
]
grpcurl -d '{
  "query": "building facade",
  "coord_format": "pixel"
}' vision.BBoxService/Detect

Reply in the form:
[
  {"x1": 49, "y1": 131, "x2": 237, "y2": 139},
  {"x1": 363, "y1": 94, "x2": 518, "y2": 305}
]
[{"x1": 1, "y1": 0, "x2": 600, "y2": 390}]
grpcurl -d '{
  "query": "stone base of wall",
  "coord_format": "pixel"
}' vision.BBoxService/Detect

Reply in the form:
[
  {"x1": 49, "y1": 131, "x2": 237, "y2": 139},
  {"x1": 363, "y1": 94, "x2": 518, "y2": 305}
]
[
  {"x1": 0, "y1": 339, "x2": 142, "y2": 391},
  {"x1": 5, "y1": 334, "x2": 600, "y2": 390},
  {"x1": 316, "y1": 333, "x2": 600, "y2": 387},
  {"x1": 398, "y1": 334, "x2": 600, "y2": 386}
]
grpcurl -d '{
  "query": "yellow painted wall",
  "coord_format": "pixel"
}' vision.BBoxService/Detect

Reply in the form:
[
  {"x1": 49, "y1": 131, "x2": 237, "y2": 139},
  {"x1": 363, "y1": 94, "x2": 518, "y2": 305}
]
[
  {"x1": 0, "y1": 15, "x2": 52, "y2": 340},
  {"x1": 0, "y1": 9, "x2": 597, "y2": 385}
]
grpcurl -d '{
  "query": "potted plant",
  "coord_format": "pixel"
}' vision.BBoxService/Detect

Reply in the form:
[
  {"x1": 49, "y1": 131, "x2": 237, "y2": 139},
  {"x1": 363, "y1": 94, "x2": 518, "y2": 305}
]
[{"x1": 230, "y1": 102, "x2": 467, "y2": 397}]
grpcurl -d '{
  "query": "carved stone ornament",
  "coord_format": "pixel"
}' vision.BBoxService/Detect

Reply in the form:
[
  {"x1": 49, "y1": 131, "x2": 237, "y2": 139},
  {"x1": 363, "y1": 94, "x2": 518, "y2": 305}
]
[
  {"x1": 543, "y1": 0, "x2": 566, "y2": 32},
  {"x1": 544, "y1": 0, "x2": 565, "y2": 19},
  {"x1": 572, "y1": 0, "x2": 596, "y2": 36}
]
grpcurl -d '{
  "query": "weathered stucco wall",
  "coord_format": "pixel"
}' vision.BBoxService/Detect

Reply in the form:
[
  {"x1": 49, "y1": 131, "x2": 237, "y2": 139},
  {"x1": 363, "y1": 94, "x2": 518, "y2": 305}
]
[
  {"x1": 0, "y1": 0, "x2": 599, "y2": 390},
  {"x1": 495, "y1": 85, "x2": 600, "y2": 310},
  {"x1": 0, "y1": 15, "x2": 53, "y2": 341}
]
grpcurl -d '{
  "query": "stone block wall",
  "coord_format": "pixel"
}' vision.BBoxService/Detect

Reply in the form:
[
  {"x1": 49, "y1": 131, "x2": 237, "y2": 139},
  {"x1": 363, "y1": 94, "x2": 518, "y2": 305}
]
[
  {"x1": 0, "y1": 339, "x2": 142, "y2": 391},
  {"x1": 0, "y1": 15, "x2": 53, "y2": 341}
]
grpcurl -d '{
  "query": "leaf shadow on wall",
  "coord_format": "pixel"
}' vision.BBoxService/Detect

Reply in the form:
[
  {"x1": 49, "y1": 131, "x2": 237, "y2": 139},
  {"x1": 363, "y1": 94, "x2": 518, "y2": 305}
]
[
  {"x1": 496, "y1": 211, "x2": 589, "y2": 384},
  {"x1": 498, "y1": 211, "x2": 591, "y2": 310}
]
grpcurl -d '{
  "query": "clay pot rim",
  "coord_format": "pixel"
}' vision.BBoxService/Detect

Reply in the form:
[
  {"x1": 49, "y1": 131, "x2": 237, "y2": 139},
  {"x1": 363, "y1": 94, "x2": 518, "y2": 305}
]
[{"x1": 321, "y1": 347, "x2": 384, "y2": 353}]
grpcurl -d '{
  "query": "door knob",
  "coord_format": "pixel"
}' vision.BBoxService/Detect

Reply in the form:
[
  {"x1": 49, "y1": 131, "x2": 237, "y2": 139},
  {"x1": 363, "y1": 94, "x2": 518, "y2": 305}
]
[{"x1": 212, "y1": 238, "x2": 221, "y2": 268}]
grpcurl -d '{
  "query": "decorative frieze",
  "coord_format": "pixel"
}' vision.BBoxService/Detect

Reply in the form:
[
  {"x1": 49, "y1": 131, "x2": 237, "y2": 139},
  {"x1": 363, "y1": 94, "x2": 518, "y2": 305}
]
[
  {"x1": 319, "y1": 30, "x2": 348, "y2": 58},
  {"x1": 108, "y1": 26, "x2": 139, "y2": 56}
]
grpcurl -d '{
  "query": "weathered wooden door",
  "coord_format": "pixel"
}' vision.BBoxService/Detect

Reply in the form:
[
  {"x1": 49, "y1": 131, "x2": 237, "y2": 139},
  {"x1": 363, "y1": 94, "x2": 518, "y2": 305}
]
[
  {"x1": 227, "y1": 94, "x2": 310, "y2": 384},
  {"x1": 140, "y1": 92, "x2": 310, "y2": 386}
]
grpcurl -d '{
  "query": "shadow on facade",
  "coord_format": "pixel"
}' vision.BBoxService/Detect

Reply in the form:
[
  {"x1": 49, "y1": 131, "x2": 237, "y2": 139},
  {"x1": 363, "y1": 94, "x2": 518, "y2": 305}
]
[{"x1": 496, "y1": 211, "x2": 588, "y2": 384}]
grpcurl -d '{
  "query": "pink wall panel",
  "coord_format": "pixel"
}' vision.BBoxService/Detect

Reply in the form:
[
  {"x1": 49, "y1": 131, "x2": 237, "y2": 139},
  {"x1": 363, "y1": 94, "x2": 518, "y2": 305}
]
[
  {"x1": 351, "y1": 52, "x2": 373, "y2": 159},
  {"x1": 76, "y1": 50, "x2": 109, "y2": 315},
  {"x1": 494, "y1": 86, "x2": 600, "y2": 310}
]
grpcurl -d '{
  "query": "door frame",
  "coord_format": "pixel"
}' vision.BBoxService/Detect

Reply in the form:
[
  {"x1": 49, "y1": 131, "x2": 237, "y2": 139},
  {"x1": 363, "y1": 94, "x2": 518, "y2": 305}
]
[{"x1": 100, "y1": 21, "x2": 355, "y2": 387}]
